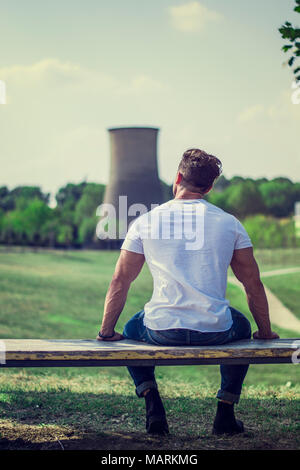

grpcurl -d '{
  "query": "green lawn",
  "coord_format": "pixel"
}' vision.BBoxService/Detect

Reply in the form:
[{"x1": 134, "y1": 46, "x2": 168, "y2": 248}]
[
  {"x1": 262, "y1": 273, "x2": 300, "y2": 320},
  {"x1": 0, "y1": 246, "x2": 299, "y2": 450},
  {"x1": 254, "y1": 248, "x2": 300, "y2": 270}
]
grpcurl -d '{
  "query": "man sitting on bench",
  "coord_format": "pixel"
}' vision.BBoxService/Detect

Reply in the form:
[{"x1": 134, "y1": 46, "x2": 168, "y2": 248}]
[{"x1": 97, "y1": 148, "x2": 279, "y2": 436}]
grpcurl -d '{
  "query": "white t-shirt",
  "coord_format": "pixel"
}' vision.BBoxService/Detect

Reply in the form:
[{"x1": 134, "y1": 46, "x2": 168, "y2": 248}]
[{"x1": 121, "y1": 198, "x2": 252, "y2": 333}]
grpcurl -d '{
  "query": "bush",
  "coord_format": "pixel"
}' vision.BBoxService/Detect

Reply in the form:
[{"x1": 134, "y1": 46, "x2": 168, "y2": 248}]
[{"x1": 243, "y1": 215, "x2": 299, "y2": 248}]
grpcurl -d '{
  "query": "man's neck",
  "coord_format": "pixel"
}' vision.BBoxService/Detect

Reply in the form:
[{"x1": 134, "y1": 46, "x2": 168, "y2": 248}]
[{"x1": 174, "y1": 187, "x2": 204, "y2": 200}]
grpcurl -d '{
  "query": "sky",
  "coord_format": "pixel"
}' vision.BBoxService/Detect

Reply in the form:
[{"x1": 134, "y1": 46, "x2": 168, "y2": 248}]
[{"x1": 0, "y1": 0, "x2": 299, "y2": 206}]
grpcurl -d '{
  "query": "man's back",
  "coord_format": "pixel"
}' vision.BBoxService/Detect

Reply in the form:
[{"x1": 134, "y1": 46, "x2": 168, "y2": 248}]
[
  {"x1": 98, "y1": 147, "x2": 278, "y2": 437},
  {"x1": 121, "y1": 198, "x2": 252, "y2": 333}
]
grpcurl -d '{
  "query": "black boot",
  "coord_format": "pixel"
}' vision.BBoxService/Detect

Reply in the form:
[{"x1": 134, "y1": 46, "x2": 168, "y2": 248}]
[
  {"x1": 212, "y1": 401, "x2": 244, "y2": 435},
  {"x1": 144, "y1": 389, "x2": 169, "y2": 435}
]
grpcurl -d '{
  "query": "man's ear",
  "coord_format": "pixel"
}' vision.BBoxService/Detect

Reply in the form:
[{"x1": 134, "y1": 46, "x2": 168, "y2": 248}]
[{"x1": 175, "y1": 172, "x2": 183, "y2": 185}]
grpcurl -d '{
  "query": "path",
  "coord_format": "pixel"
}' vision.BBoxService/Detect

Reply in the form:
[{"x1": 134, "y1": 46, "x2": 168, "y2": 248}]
[{"x1": 228, "y1": 267, "x2": 300, "y2": 333}]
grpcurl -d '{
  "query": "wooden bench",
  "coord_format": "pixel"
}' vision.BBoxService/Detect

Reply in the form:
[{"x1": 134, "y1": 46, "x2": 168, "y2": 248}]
[{"x1": 0, "y1": 338, "x2": 299, "y2": 367}]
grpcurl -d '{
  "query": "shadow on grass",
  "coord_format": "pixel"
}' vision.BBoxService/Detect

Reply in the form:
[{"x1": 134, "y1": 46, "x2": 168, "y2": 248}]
[{"x1": 0, "y1": 390, "x2": 299, "y2": 450}]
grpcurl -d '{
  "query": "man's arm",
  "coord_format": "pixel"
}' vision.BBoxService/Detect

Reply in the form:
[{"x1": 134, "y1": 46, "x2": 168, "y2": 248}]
[
  {"x1": 97, "y1": 249, "x2": 145, "y2": 341},
  {"x1": 230, "y1": 247, "x2": 279, "y2": 340}
]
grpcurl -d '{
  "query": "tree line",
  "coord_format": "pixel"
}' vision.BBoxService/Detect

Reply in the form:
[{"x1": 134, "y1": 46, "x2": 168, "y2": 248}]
[{"x1": 0, "y1": 176, "x2": 299, "y2": 249}]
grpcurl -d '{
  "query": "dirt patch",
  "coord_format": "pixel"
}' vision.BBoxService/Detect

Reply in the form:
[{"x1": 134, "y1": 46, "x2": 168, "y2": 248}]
[
  {"x1": 0, "y1": 428, "x2": 189, "y2": 451},
  {"x1": 0, "y1": 422, "x2": 298, "y2": 451}
]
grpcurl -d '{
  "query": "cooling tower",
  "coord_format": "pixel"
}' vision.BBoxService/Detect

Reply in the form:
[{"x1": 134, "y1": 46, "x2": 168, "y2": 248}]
[{"x1": 103, "y1": 126, "x2": 164, "y2": 239}]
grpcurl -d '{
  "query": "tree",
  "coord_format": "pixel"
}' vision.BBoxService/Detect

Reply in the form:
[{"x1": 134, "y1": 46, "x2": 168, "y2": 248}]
[
  {"x1": 223, "y1": 181, "x2": 265, "y2": 218},
  {"x1": 0, "y1": 186, "x2": 14, "y2": 212},
  {"x1": 55, "y1": 182, "x2": 87, "y2": 210},
  {"x1": 279, "y1": 0, "x2": 300, "y2": 83},
  {"x1": 229, "y1": 176, "x2": 246, "y2": 186},
  {"x1": 258, "y1": 179, "x2": 295, "y2": 217},
  {"x1": 206, "y1": 190, "x2": 229, "y2": 212},
  {"x1": 40, "y1": 216, "x2": 61, "y2": 247},
  {"x1": 243, "y1": 215, "x2": 298, "y2": 248},
  {"x1": 11, "y1": 186, "x2": 49, "y2": 207},
  {"x1": 0, "y1": 185, "x2": 49, "y2": 212},
  {"x1": 78, "y1": 216, "x2": 98, "y2": 246},
  {"x1": 0, "y1": 209, "x2": 27, "y2": 245},
  {"x1": 74, "y1": 183, "x2": 105, "y2": 226},
  {"x1": 22, "y1": 199, "x2": 53, "y2": 245},
  {"x1": 293, "y1": 182, "x2": 300, "y2": 208},
  {"x1": 0, "y1": 209, "x2": 4, "y2": 232},
  {"x1": 56, "y1": 224, "x2": 74, "y2": 247},
  {"x1": 213, "y1": 175, "x2": 231, "y2": 192},
  {"x1": 0, "y1": 198, "x2": 53, "y2": 246}
]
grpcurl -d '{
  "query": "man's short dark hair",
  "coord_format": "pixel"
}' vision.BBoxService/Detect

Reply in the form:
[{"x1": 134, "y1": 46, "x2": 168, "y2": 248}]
[{"x1": 178, "y1": 148, "x2": 222, "y2": 193}]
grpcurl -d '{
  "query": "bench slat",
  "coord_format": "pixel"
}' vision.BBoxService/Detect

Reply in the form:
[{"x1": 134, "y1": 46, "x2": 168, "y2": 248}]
[{"x1": 0, "y1": 338, "x2": 299, "y2": 366}]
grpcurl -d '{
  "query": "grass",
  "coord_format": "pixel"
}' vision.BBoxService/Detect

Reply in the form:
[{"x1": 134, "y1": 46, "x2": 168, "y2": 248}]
[
  {"x1": 254, "y1": 248, "x2": 300, "y2": 270},
  {"x1": 262, "y1": 273, "x2": 300, "y2": 320},
  {"x1": 0, "y1": 371, "x2": 299, "y2": 450},
  {"x1": 0, "y1": 246, "x2": 299, "y2": 450}
]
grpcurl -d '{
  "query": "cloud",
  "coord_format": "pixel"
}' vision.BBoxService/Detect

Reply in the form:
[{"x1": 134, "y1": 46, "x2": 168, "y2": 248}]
[
  {"x1": 237, "y1": 104, "x2": 264, "y2": 123},
  {"x1": 0, "y1": 59, "x2": 93, "y2": 105},
  {"x1": 267, "y1": 89, "x2": 300, "y2": 121},
  {"x1": 0, "y1": 59, "x2": 82, "y2": 85},
  {"x1": 169, "y1": 1, "x2": 222, "y2": 33},
  {"x1": 0, "y1": 58, "x2": 168, "y2": 198},
  {"x1": 237, "y1": 90, "x2": 300, "y2": 124},
  {"x1": 233, "y1": 91, "x2": 300, "y2": 180},
  {"x1": 117, "y1": 74, "x2": 166, "y2": 96},
  {"x1": 0, "y1": 59, "x2": 167, "y2": 105}
]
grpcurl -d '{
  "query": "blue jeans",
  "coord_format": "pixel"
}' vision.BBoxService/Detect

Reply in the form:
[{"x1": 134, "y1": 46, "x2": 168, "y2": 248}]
[{"x1": 122, "y1": 308, "x2": 251, "y2": 404}]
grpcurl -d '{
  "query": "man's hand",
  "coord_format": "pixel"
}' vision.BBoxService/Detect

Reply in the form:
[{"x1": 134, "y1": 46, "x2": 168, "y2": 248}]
[
  {"x1": 96, "y1": 331, "x2": 124, "y2": 342},
  {"x1": 98, "y1": 250, "x2": 145, "y2": 341},
  {"x1": 230, "y1": 248, "x2": 278, "y2": 338},
  {"x1": 253, "y1": 330, "x2": 280, "y2": 340}
]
